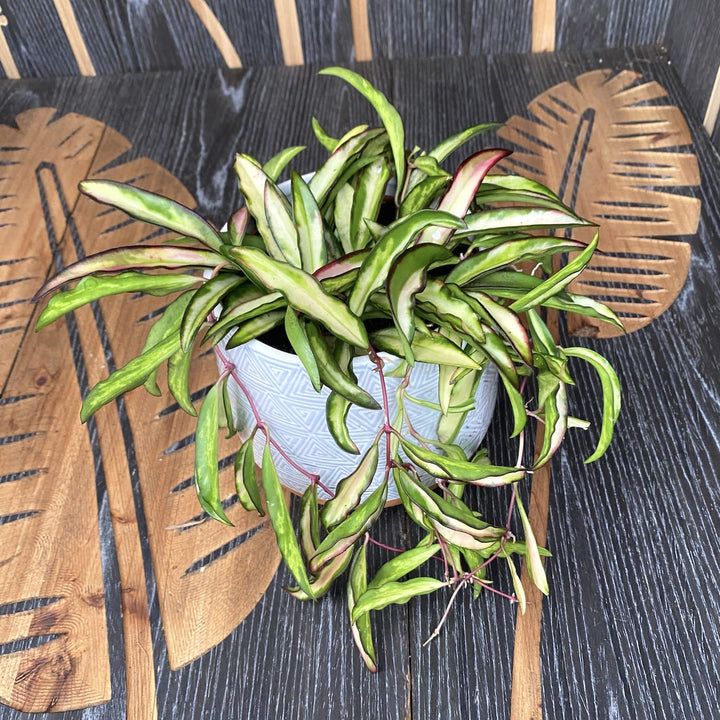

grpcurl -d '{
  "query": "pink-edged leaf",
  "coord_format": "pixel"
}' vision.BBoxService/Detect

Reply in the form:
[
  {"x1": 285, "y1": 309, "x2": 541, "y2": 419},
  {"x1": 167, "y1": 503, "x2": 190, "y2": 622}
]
[
  {"x1": 34, "y1": 245, "x2": 222, "y2": 300},
  {"x1": 419, "y1": 149, "x2": 510, "y2": 245}
]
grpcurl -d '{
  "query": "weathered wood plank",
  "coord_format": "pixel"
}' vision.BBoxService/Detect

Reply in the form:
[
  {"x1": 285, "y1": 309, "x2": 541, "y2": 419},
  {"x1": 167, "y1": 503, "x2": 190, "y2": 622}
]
[
  {"x1": 664, "y1": 0, "x2": 720, "y2": 140},
  {"x1": 366, "y1": 0, "x2": 533, "y2": 59},
  {"x1": 555, "y1": 0, "x2": 672, "y2": 49}
]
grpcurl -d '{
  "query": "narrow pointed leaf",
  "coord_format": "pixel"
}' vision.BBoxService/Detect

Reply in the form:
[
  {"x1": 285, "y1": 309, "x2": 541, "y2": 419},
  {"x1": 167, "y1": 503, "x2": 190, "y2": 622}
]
[
  {"x1": 387, "y1": 245, "x2": 457, "y2": 363},
  {"x1": 348, "y1": 544, "x2": 377, "y2": 672},
  {"x1": 565, "y1": 346, "x2": 622, "y2": 463},
  {"x1": 291, "y1": 171, "x2": 327, "y2": 272},
  {"x1": 351, "y1": 578, "x2": 448, "y2": 622},
  {"x1": 326, "y1": 391, "x2": 360, "y2": 455},
  {"x1": 260, "y1": 439, "x2": 316, "y2": 599},
  {"x1": 322, "y1": 443, "x2": 379, "y2": 529},
  {"x1": 305, "y1": 323, "x2": 379, "y2": 409},
  {"x1": 533, "y1": 379, "x2": 568, "y2": 468},
  {"x1": 419, "y1": 149, "x2": 510, "y2": 245},
  {"x1": 429, "y1": 122, "x2": 501, "y2": 162},
  {"x1": 416, "y1": 279, "x2": 486, "y2": 344},
  {"x1": 311, "y1": 116, "x2": 341, "y2": 152},
  {"x1": 367, "y1": 544, "x2": 441, "y2": 589},
  {"x1": 504, "y1": 552, "x2": 527, "y2": 613},
  {"x1": 264, "y1": 181, "x2": 302, "y2": 267},
  {"x1": 310, "y1": 479, "x2": 388, "y2": 573},
  {"x1": 446, "y1": 237, "x2": 586, "y2": 286},
  {"x1": 225, "y1": 309, "x2": 285, "y2": 348},
  {"x1": 399, "y1": 175, "x2": 451, "y2": 217},
  {"x1": 515, "y1": 492, "x2": 548, "y2": 595},
  {"x1": 81, "y1": 333, "x2": 180, "y2": 421},
  {"x1": 36, "y1": 272, "x2": 200, "y2": 330},
  {"x1": 349, "y1": 156, "x2": 392, "y2": 250},
  {"x1": 284, "y1": 308, "x2": 322, "y2": 392},
  {"x1": 263, "y1": 145, "x2": 305, "y2": 182},
  {"x1": 320, "y1": 67, "x2": 405, "y2": 200},
  {"x1": 167, "y1": 345, "x2": 196, "y2": 416},
  {"x1": 300, "y1": 483, "x2": 320, "y2": 561},
  {"x1": 180, "y1": 273, "x2": 244, "y2": 350},
  {"x1": 79, "y1": 179, "x2": 223, "y2": 251},
  {"x1": 287, "y1": 546, "x2": 354, "y2": 601},
  {"x1": 34, "y1": 246, "x2": 223, "y2": 300},
  {"x1": 455, "y1": 207, "x2": 590, "y2": 239},
  {"x1": 369, "y1": 327, "x2": 480, "y2": 369},
  {"x1": 226, "y1": 246, "x2": 368, "y2": 348},
  {"x1": 510, "y1": 232, "x2": 600, "y2": 313},
  {"x1": 234, "y1": 431, "x2": 264, "y2": 515},
  {"x1": 350, "y1": 210, "x2": 465, "y2": 315},
  {"x1": 194, "y1": 384, "x2": 232, "y2": 525}
]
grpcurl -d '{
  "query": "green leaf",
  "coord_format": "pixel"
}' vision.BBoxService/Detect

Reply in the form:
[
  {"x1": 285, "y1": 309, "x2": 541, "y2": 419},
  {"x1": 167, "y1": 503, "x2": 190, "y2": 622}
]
[
  {"x1": 322, "y1": 442, "x2": 379, "y2": 529},
  {"x1": 429, "y1": 122, "x2": 501, "y2": 162},
  {"x1": 320, "y1": 67, "x2": 406, "y2": 201},
  {"x1": 234, "y1": 430, "x2": 264, "y2": 515},
  {"x1": 510, "y1": 232, "x2": 599, "y2": 313},
  {"x1": 369, "y1": 327, "x2": 480, "y2": 369},
  {"x1": 287, "y1": 546, "x2": 354, "y2": 601},
  {"x1": 349, "y1": 210, "x2": 465, "y2": 316},
  {"x1": 141, "y1": 291, "x2": 195, "y2": 395},
  {"x1": 300, "y1": 483, "x2": 320, "y2": 561},
  {"x1": 309, "y1": 126, "x2": 385, "y2": 207},
  {"x1": 291, "y1": 171, "x2": 327, "y2": 273},
  {"x1": 225, "y1": 309, "x2": 285, "y2": 348},
  {"x1": 455, "y1": 206, "x2": 590, "y2": 239},
  {"x1": 81, "y1": 333, "x2": 179, "y2": 421},
  {"x1": 263, "y1": 180, "x2": 302, "y2": 267},
  {"x1": 180, "y1": 273, "x2": 245, "y2": 351},
  {"x1": 311, "y1": 116, "x2": 341, "y2": 152},
  {"x1": 226, "y1": 246, "x2": 369, "y2": 348},
  {"x1": 194, "y1": 384, "x2": 232, "y2": 525},
  {"x1": 35, "y1": 272, "x2": 200, "y2": 330},
  {"x1": 367, "y1": 544, "x2": 440, "y2": 589},
  {"x1": 398, "y1": 175, "x2": 451, "y2": 218},
  {"x1": 350, "y1": 156, "x2": 392, "y2": 250},
  {"x1": 263, "y1": 145, "x2": 305, "y2": 182},
  {"x1": 416, "y1": 279, "x2": 486, "y2": 345},
  {"x1": 167, "y1": 345, "x2": 196, "y2": 416},
  {"x1": 514, "y1": 492, "x2": 548, "y2": 595},
  {"x1": 284, "y1": 308, "x2": 322, "y2": 392},
  {"x1": 205, "y1": 287, "x2": 284, "y2": 344},
  {"x1": 347, "y1": 544, "x2": 377, "y2": 672},
  {"x1": 351, "y1": 577, "x2": 448, "y2": 622},
  {"x1": 305, "y1": 323, "x2": 380, "y2": 409},
  {"x1": 565, "y1": 346, "x2": 621, "y2": 463},
  {"x1": 399, "y1": 439, "x2": 525, "y2": 486},
  {"x1": 260, "y1": 439, "x2": 316, "y2": 599},
  {"x1": 310, "y1": 478, "x2": 388, "y2": 573},
  {"x1": 326, "y1": 391, "x2": 360, "y2": 454},
  {"x1": 533, "y1": 378, "x2": 568, "y2": 468},
  {"x1": 504, "y1": 551, "x2": 526, "y2": 613},
  {"x1": 79, "y1": 179, "x2": 223, "y2": 252},
  {"x1": 419, "y1": 149, "x2": 510, "y2": 246},
  {"x1": 34, "y1": 246, "x2": 224, "y2": 301},
  {"x1": 387, "y1": 245, "x2": 457, "y2": 364},
  {"x1": 446, "y1": 236, "x2": 586, "y2": 286}
]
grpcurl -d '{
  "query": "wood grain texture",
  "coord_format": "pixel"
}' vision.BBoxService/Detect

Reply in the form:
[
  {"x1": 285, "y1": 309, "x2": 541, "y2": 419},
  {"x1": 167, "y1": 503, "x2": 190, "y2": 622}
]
[
  {"x1": 2, "y1": 46, "x2": 720, "y2": 719},
  {"x1": 187, "y1": 0, "x2": 243, "y2": 68},
  {"x1": 273, "y1": 0, "x2": 304, "y2": 65},
  {"x1": 532, "y1": 0, "x2": 556, "y2": 52},
  {"x1": 350, "y1": 0, "x2": 373, "y2": 61},
  {"x1": 0, "y1": 109, "x2": 111, "y2": 712},
  {"x1": 295, "y1": 0, "x2": 355, "y2": 65},
  {"x1": 703, "y1": 63, "x2": 720, "y2": 136},
  {"x1": 367, "y1": 0, "x2": 533, "y2": 59},
  {"x1": 499, "y1": 68, "x2": 700, "y2": 336},
  {"x1": 52, "y1": 0, "x2": 95, "y2": 75},
  {"x1": 0, "y1": 10, "x2": 18, "y2": 79},
  {"x1": 555, "y1": 0, "x2": 672, "y2": 50},
  {"x1": 664, "y1": 0, "x2": 720, "y2": 141}
]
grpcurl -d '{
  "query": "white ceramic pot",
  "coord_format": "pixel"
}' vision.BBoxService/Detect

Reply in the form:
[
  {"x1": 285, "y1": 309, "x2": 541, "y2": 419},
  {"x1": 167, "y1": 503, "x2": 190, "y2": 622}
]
[{"x1": 219, "y1": 337, "x2": 498, "y2": 502}]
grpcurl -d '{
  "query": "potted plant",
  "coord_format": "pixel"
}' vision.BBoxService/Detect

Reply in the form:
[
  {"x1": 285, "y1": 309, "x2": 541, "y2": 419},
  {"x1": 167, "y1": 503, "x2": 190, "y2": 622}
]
[{"x1": 34, "y1": 66, "x2": 621, "y2": 671}]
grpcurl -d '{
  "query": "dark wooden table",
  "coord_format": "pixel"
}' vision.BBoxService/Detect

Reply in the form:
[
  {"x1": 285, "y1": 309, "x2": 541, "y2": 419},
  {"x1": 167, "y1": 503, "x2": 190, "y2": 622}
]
[{"x1": 1, "y1": 45, "x2": 719, "y2": 719}]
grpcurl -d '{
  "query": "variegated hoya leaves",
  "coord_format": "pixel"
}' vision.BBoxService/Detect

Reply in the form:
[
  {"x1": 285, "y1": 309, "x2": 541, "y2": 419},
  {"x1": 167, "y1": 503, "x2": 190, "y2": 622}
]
[{"x1": 34, "y1": 67, "x2": 622, "y2": 670}]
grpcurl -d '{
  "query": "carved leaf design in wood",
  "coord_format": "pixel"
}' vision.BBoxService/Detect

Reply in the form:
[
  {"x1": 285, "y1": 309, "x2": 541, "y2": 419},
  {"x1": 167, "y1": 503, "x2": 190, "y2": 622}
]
[
  {"x1": 499, "y1": 69, "x2": 701, "y2": 336},
  {"x1": 0, "y1": 108, "x2": 282, "y2": 714}
]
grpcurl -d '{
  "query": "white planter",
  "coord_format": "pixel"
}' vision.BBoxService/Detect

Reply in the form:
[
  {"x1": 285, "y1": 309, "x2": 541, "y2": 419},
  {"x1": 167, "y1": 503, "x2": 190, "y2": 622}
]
[{"x1": 219, "y1": 337, "x2": 498, "y2": 503}]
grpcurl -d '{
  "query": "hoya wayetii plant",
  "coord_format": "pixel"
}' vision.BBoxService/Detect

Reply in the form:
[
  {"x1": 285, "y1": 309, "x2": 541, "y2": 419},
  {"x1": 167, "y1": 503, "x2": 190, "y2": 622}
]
[{"x1": 35, "y1": 67, "x2": 622, "y2": 671}]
